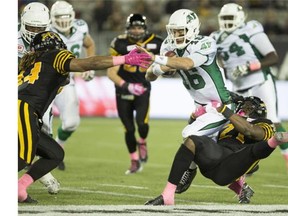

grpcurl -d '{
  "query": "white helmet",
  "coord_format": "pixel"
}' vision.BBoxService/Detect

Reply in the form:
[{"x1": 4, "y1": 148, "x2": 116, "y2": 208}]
[
  {"x1": 20, "y1": 2, "x2": 50, "y2": 44},
  {"x1": 166, "y1": 9, "x2": 200, "y2": 49},
  {"x1": 218, "y1": 3, "x2": 246, "y2": 33},
  {"x1": 51, "y1": 1, "x2": 75, "y2": 33}
]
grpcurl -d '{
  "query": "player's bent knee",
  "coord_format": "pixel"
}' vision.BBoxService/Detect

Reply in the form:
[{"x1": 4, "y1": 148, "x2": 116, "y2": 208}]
[
  {"x1": 184, "y1": 137, "x2": 196, "y2": 153},
  {"x1": 62, "y1": 117, "x2": 80, "y2": 131}
]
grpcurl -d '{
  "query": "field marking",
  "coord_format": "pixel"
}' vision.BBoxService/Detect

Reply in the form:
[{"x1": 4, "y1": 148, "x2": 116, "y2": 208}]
[
  {"x1": 18, "y1": 204, "x2": 288, "y2": 216},
  {"x1": 97, "y1": 183, "x2": 148, "y2": 190},
  {"x1": 264, "y1": 184, "x2": 288, "y2": 189},
  {"x1": 32, "y1": 182, "x2": 288, "y2": 206},
  {"x1": 33, "y1": 182, "x2": 288, "y2": 197}
]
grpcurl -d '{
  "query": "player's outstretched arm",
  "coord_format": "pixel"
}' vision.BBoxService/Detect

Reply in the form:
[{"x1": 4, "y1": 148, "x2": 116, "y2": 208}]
[{"x1": 70, "y1": 47, "x2": 151, "y2": 72}]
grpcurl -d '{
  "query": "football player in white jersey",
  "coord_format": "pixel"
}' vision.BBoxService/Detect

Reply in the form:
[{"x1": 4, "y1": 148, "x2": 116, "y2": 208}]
[
  {"x1": 18, "y1": 2, "x2": 60, "y2": 195},
  {"x1": 143, "y1": 9, "x2": 244, "y2": 204},
  {"x1": 210, "y1": 3, "x2": 288, "y2": 171},
  {"x1": 50, "y1": 1, "x2": 96, "y2": 170},
  {"x1": 146, "y1": 9, "x2": 231, "y2": 135}
]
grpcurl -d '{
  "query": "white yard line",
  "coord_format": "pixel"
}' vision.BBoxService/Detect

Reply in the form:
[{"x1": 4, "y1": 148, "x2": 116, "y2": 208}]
[{"x1": 18, "y1": 204, "x2": 288, "y2": 216}]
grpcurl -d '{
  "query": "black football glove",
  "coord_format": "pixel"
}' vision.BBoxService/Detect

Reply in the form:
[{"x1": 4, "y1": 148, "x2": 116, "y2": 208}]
[{"x1": 229, "y1": 91, "x2": 244, "y2": 104}]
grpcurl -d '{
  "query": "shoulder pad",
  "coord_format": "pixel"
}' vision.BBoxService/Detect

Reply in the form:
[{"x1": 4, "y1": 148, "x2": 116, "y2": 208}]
[
  {"x1": 117, "y1": 34, "x2": 128, "y2": 39},
  {"x1": 246, "y1": 20, "x2": 264, "y2": 35},
  {"x1": 209, "y1": 30, "x2": 221, "y2": 40},
  {"x1": 192, "y1": 35, "x2": 217, "y2": 55},
  {"x1": 73, "y1": 19, "x2": 89, "y2": 33}
]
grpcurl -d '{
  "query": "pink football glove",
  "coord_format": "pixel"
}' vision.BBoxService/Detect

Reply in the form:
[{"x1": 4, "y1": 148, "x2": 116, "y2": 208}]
[
  {"x1": 127, "y1": 83, "x2": 147, "y2": 96},
  {"x1": 193, "y1": 101, "x2": 221, "y2": 118},
  {"x1": 124, "y1": 48, "x2": 151, "y2": 68},
  {"x1": 193, "y1": 105, "x2": 206, "y2": 118}
]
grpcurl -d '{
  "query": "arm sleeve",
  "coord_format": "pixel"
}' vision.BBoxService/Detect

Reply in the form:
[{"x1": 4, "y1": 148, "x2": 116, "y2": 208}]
[
  {"x1": 52, "y1": 50, "x2": 75, "y2": 74},
  {"x1": 250, "y1": 33, "x2": 276, "y2": 56},
  {"x1": 187, "y1": 52, "x2": 208, "y2": 67}
]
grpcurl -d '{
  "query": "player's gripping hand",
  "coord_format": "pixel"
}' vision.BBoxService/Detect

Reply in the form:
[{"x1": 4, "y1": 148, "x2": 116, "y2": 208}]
[
  {"x1": 121, "y1": 82, "x2": 147, "y2": 96},
  {"x1": 82, "y1": 70, "x2": 95, "y2": 81},
  {"x1": 232, "y1": 60, "x2": 261, "y2": 80},
  {"x1": 232, "y1": 64, "x2": 248, "y2": 80},
  {"x1": 124, "y1": 48, "x2": 151, "y2": 68},
  {"x1": 205, "y1": 101, "x2": 222, "y2": 115}
]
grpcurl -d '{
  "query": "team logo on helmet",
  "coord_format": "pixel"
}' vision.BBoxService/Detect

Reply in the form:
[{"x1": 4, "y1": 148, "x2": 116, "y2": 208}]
[{"x1": 30, "y1": 31, "x2": 67, "y2": 52}]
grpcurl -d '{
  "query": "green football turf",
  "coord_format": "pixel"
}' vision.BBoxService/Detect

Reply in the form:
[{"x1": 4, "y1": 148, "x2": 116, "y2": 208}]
[{"x1": 19, "y1": 118, "x2": 288, "y2": 205}]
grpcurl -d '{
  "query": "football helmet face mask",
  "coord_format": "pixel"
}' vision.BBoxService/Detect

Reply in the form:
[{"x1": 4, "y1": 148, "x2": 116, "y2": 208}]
[
  {"x1": 235, "y1": 96, "x2": 267, "y2": 119},
  {"x1": 126, "y1": 14, "x2": 147, "y2": 40},
  {"x1": 20, "y1": 2, "x2": 50, "y2": 44},
  {"x1": 30, "y1": 31, "x2": 67, "y2": 52},
  {"x1": 51, "y1": 0, "x2": 75, "y2": 33},
  {"x1": 218, "y1": 3, "x2": 246, "y2": 33},
  {"x1": 166, "y1": 9, "x2": 200, "y2": 49}
]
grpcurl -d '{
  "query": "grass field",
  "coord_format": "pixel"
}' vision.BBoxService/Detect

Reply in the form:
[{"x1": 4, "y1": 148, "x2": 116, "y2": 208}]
[{"x1": 18, "y1": 118, "x2": 288, "y2": 214}]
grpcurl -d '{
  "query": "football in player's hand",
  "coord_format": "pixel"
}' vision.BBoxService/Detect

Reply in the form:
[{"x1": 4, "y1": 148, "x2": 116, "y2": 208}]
[
  {"x1": 165, "y1": 51, "x2": 176, "y2": 57},
  {"x1": 162, "y1": 70, "x2": 177, "y2": 77},
  {"x1": 162, "y1": 51, "x2": 177, "y2": 77}
]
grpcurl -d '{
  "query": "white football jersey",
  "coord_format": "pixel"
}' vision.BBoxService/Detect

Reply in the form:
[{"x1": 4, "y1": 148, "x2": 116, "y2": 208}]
[
  {"x1": 18, "y1": 31, "x2": 29, "y2": 60},
  {"x1": 210, "y1": 20, "x2": 276, "y2": 91},
  {"x1": 51, "y1": 19, "x2": 89, "y2": 84},
  {"x1": 161, "y1": 35, "x2": 231, "y2": 105}
]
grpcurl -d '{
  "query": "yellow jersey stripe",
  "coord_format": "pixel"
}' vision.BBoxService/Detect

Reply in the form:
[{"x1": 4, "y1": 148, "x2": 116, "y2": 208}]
[
  {"x1": 18, "y1": 100, "x2": 25, "y2": 160},
  {"x1": 144, "y1": 105, "x2": 150, "y2": 124},
  {"x1": 245, "y1": 160, "x2": 259, "y2": 174},
  {"x1": 136, "y1": 34, "x2": 155, "y2": 47},
  {"x1": 23, "y1": 102, "x2": 32, "y2": 163},
  {"x1": 53, "y1": 50, "x2": 72, "y2": 74}
]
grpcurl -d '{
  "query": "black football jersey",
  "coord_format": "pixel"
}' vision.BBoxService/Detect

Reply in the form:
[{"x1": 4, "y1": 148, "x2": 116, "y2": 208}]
[
  {"x1": 109, "y1": 33, "x2": 163, "y2": 92},
  {"x1": 217, "y1": 118, "x2": 275, "y2": 151},
  {"x1": 18, "y1": 49, "x2": 75, "y2": 117}
]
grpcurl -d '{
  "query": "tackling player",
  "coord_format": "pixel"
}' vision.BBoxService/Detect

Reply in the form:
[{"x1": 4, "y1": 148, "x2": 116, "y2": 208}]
[
  {"x1": 18, "y1": 30, "x2": 151, "y2": 203},
  {"x1": 18, "y1": 1, "x2": 60, "y2": 195},
  {"x1": 145, "y1": 96, "x2": 288, "y2": 205}
]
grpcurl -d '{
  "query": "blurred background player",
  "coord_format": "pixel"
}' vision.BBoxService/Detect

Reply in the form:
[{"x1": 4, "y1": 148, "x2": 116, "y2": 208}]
[
  {"x1": 50, "y1": 0, "x2": 96, "y2": 170},
  {"x1": 210, "y1": 3, "x2": 288, "y2": 171},
  {"x1": 18, "y1": 1, "x2": 60, "y2": 195},
  {"x1": 107, "y1": 13, "x2": 163, "y2": 174}
]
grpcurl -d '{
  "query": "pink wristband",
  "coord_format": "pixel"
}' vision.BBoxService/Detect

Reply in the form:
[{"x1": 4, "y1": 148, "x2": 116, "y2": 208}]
[
  {"x1": 267, "y1": 136, "x2": 279, "y2": 148},
  {"x1": 119, "y1": 80, "x2": 125, "y2": 87},
  {"x1": 248, "y1": 61, "x2": 261, "y2": 71},
  {"x1": 112, "y1": 56, "x2": 125, "y2": 66}
]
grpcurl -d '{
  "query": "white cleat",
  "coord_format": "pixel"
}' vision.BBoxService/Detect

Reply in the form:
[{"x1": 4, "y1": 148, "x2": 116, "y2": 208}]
[
  {"x1": 275, "y1": 132, "x2": 288, "y2": 143},
  {"x1": 39, "y1": 173, "x2": 60, "y2": 194}
]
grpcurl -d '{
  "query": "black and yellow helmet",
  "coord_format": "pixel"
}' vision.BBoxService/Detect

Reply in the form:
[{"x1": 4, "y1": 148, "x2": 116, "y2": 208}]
[
  {"x1": 125, "y1": 14, "x2": 147, "y2": 40},
  {"x1": 30, "y1": 31, "x2": 67, "y2": 52},
  {"x1": 235, "y1": 96, "x2": 267, "y2": 118}
]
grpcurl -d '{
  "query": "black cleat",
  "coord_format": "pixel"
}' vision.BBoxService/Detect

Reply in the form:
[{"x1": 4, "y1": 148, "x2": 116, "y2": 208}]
[
  {"x1": 239, "y1": 183, "x2": 254, "y2": 204},
  {"x1": 138, "y1": 142, "x2": 148, "y2": 163},
  {"x1": 145, "y1": 195, "x2": 164, "y2": 205},
  {"x1": 19, "y1": 195, "x2": 38, "y2": 204},
  {"x1": 58, "y1": 161, "x2": 65, "y2": 171},
  {"x1": 176, "y1": 168, "x2": 197, "y2": 194}
]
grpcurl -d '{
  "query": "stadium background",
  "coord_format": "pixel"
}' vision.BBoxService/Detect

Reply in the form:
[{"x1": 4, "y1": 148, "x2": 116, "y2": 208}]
[
  {"x1": 17, "y1": 1, "x2": 288, "y2": 215},
  {"x1": 18, "y1": 0, "x2": 288, "y2": 120}
]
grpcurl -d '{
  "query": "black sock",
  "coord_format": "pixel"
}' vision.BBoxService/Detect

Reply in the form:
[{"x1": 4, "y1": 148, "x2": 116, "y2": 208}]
[{"x1": 168, "y1": 144, "x2": 195, "y2": 185}]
